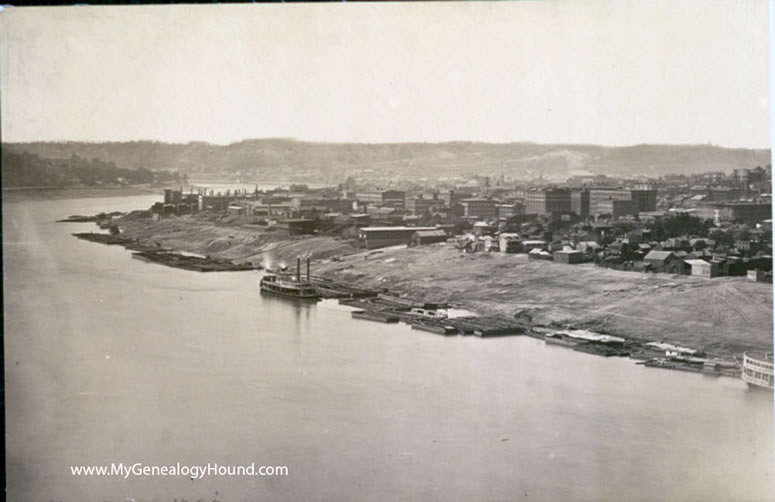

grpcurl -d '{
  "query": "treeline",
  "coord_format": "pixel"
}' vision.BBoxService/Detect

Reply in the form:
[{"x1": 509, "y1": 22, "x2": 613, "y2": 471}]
[
  {"x1": 650, "y1": 213, "x2": 715, "y2": 240},
  {"x1": 2, "y1": 150, "x2": 183, "y2": 188}
]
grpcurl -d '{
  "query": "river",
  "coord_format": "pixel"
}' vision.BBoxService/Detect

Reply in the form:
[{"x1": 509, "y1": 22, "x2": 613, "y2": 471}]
[{"x1": 3, "y1": 194, "x2": 774, "y2": 501}]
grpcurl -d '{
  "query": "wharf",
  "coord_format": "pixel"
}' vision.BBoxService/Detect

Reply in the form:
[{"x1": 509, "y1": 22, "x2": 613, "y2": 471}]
[{"x1": 339, "y1": 294, "x2": 526, "y2": 337}]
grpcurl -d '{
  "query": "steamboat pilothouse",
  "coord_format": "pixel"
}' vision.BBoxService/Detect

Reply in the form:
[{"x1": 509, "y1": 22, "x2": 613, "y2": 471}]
[{"x1": 260, "y1": 257, "x2": 320, "y2": 300}]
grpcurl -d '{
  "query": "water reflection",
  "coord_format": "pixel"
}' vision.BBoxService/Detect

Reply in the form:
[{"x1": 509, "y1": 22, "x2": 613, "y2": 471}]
[{"x1": 257, "y1": 290, "x2": 317, "y2": 331}]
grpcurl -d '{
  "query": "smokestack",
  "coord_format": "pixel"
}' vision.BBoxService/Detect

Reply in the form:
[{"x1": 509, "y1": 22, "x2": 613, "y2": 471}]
[
  {"x1": 306, "y1": 257, "x2": 310, "y2": 281},
  {"x1": 296, "y1": 257, "x2": 301, "y2": 283}
]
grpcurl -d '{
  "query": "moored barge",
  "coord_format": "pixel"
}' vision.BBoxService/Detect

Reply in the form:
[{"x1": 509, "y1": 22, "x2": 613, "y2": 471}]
[{"x1": 351, "y1": 310, "x2": 400, "y2": 323}]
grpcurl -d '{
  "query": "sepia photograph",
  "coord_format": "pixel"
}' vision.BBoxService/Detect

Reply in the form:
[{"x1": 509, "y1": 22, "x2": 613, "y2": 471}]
[{"x1": 1, "y1": 1, "x2": 773, "y2": 500}]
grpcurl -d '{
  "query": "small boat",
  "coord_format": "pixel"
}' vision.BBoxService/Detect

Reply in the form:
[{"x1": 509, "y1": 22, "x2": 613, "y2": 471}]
[
  {"x1": 260, "y1": 257, "x2": 319, "y2": 300},
  {"x1": 741, "y1": 352, "x2": 774, "y2": 391}
]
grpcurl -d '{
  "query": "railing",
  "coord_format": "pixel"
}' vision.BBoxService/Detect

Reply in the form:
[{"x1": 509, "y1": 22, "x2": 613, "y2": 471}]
[{"x1": 743, "y1": 353, "x2": 774, "y2": 374}]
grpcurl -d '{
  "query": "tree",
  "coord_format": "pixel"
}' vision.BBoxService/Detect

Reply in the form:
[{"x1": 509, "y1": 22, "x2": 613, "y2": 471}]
[{"x1": 710, "y1": 229, "x2": 734, "y2": 248}]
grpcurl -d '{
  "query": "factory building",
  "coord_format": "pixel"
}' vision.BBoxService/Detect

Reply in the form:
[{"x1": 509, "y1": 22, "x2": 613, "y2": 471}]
[
  {"x1": 695, "y1": 201, "x2": 772, "y2": 224},
  {"x1": 461, "y1": 199, "x2": 499, "y2": 219},
  {"x1": 525, "y1": 189, "x2": 571, "y2": 216},
  {"x1": 359, "y1": 226, "x2": 437, "y2": 249},
  {"x1": 596, "y1": 199, "x2": 639, "y2": 218},
  {"x1": 571, "y1": 189, "x2": 590, "y2": 218}
]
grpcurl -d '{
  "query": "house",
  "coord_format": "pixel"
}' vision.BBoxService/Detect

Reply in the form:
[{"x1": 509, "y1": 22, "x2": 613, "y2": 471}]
[
  {"x1": 684, "y1": 259, "x2": 719, "y2": 278},
  {"x1": 410, "y1": 230, "x2": 448, "y2": 247},
  {"x1": 644, "y1": 250, "x2": 684, "y2": 274},
  {"x1": 553, "y1": 249, "x2": 585, "y2": 264},
  {"x1": 498, "y1": 233, "x2": 523, "y2": 253}
]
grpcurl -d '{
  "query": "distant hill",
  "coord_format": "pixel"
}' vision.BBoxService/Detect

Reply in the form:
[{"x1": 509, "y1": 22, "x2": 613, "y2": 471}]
[
  {"x1": 1, "y1": 149, "x2": 182, "y2": 188},
  {"x1": 3, "y1": 139, "x2": 770, "y2": 182}
]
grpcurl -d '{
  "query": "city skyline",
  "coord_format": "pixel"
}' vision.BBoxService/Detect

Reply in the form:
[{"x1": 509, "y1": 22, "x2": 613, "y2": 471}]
[{"x1": 0, "y1": 2, "x2": 770, "y2": 148}]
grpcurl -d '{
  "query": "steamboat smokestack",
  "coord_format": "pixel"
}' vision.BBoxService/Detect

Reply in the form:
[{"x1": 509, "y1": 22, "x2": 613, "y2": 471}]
[{"x1": 296, "y1": 257, "x2": 301, "y2": 282}]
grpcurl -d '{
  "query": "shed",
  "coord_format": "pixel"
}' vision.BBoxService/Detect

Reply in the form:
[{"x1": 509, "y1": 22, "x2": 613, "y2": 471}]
[
  {"x1": 553, "y1": 249, "x2": 584, "y2": 264},
  {"x1": 684, "y1": 259, "x2": 719, "y2": 278},
  {"x1": 644, "y1": 250, "x2": 684, "y2": 274}
]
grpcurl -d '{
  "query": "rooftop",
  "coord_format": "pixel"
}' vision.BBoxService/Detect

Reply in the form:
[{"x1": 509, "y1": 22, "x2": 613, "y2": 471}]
[
  {"x1": 644, "y1": 250, "x2": 676, "y2": 261},
  {"x1": 361, "y1": 226, "x2": 437, "y2": 232}
]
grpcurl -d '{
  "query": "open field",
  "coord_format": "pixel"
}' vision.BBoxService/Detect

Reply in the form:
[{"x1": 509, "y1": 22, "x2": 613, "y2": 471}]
[
  {"x1": 116, "y1": 213, "x2": 359, "y2": 266},
  {"x1": 313, "y1": 244, "x2": 773, "y2": 357}
]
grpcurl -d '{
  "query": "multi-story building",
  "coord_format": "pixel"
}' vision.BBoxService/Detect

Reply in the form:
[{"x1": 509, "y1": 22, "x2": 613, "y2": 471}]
[
  {"x1": 354, "y1": 191, "x2": 383, "y2": 205},
  {"x1": 629, "y1": 189, "x2": 658, "y2": 212},
  {"x1": 496, "y1": 203, "x2": 521, "y2": 219},
  {"x1": 589, "y1": 189, "x2": 631, "y2": 214},
  {"x1": 596, "y1": 199, "x2": 639, "y2": 218},
  {"x1": 406, "y1": 195, "x2": 445, "y2": 214},
  {"x1": 354, "y1": 189, "x2": 406, "y2": 209},
  {"x1": 525, "y1": 189, "x2": 571, "y2": 215},
  {"x1": 571, "y1": 189, "x2": 590, "y2": 218},
  {"x1": 695, "y1": 201, "x2": 772, "y2": 224},
  {"x1": 461, "y1": 198, "x2": 499, "y2": 219},
  {"x1": 707, "y1": 187, "x2": 741, "y2": 202},
  {"x1": 439, "y1": 189, "x2": 474, "y2": 208},
  {"x1": 381, "y1": 190, "x2": 406, "y2": 209},
  {"x1": 588, "y1": 188, "x2": 656, "y2": 215}
]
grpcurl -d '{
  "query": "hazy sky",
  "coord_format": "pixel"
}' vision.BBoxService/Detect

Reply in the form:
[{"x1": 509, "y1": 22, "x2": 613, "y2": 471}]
[{"x1": 0, "y1": 1, "x2": 770, "y2": 147}]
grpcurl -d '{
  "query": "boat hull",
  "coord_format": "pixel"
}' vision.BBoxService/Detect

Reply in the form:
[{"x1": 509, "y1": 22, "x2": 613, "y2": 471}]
[
  {"x1": 351, "y1": 310, "x2": 400, "y2": 323},
  {"x1": 260, "y1": 277, "x2": 320, "y2": 300}
]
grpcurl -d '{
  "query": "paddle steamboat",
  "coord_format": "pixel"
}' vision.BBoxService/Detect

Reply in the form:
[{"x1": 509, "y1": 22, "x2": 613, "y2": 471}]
[{"x1": 260, "y1": 257, "x2": 320, "y2": 300}]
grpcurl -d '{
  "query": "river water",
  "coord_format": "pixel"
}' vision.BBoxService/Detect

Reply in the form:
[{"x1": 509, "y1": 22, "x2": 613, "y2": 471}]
[{"x1": 4, "y1": 194, "x2": 774, "y2": 501}]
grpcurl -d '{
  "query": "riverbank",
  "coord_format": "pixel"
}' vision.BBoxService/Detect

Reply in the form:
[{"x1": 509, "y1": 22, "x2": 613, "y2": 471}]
[
  {"x1": 316, "y1": 245, "x2": 772, "y2": 358},
  {"x1": 99, "y1": 211, "x2": 774, "y2": 359}
]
